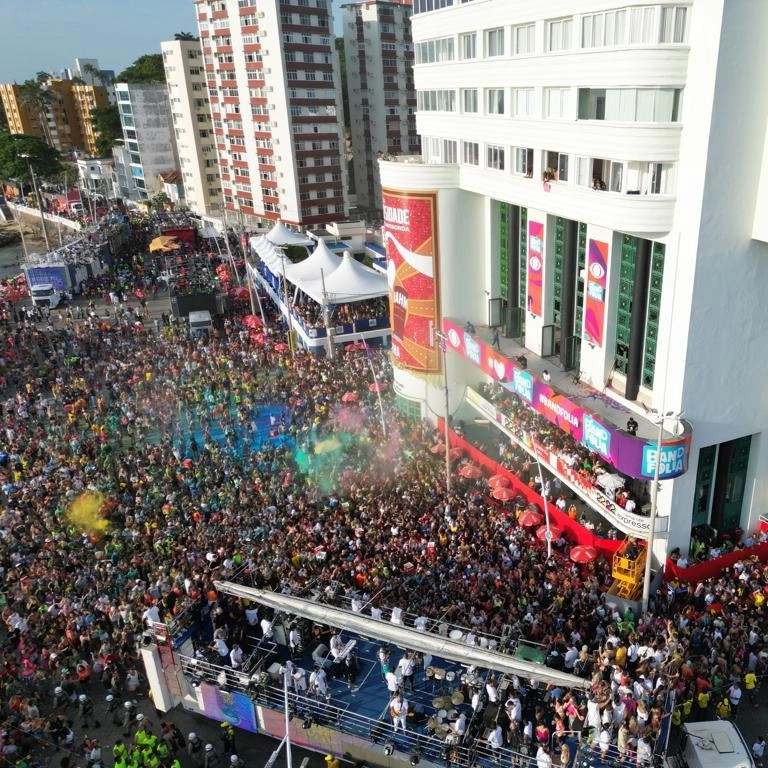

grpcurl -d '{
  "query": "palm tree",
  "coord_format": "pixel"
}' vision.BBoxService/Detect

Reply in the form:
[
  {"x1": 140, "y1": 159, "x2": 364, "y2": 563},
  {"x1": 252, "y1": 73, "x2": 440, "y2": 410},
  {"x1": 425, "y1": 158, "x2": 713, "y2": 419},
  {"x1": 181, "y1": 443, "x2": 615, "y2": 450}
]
[
  {"x1": 174, "y1": 31, "x2": 199, "y2": 41},
  {"x1": 81, "y1": 62, "x2": 106, "y2": 87},
  {"x1": 17, "y1": 78, "x2": 53, "y2": 147}
]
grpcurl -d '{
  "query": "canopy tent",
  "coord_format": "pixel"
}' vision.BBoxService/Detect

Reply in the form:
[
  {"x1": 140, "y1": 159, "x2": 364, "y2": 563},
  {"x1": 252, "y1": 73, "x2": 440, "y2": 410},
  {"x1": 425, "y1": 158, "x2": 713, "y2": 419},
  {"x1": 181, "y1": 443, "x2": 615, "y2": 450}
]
[
  {"x1": 295, "y1": 251, "x2": 388, "y2": 305},
  {"x1": 213, "y1": 582, "x2": 589, "y2": 689},
  {"x1": 285, "y1": 237, "x2": 342, "y2": 283},
  {"x1": 265, "y1": 220, "x2": 313, "y2": 247},
  {"x1": 595, "y1": 473, "x2": 626, "y2": 493},
  {"x1": 250, "y1": 235, "x2": 290, "y2": 273}
]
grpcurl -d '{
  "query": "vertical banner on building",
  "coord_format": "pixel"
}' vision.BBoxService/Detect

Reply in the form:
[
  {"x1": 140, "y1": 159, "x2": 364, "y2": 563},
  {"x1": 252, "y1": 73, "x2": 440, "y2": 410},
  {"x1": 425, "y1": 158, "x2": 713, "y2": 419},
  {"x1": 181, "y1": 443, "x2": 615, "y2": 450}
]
[
  {"x1": 527, "y1": 220, "x2": 544, "y2": 316},
  {"x1": 584, "y1": 238, "x2": 609, "y2": 347},
  {"x1": 383, "y1": 189, "x2": 440, "y2": 372}
]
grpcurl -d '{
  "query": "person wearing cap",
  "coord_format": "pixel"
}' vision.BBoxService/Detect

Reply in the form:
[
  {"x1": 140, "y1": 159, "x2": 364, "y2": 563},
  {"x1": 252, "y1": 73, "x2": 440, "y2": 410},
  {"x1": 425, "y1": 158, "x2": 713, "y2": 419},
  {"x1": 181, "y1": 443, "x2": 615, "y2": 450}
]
[
  {"x1": 78, "y1": 693, "x2": 100, "y2": 729},
  {"x1": 219, "y1": 722, "x2": 235, "y2": 755},
  {"x1": 230, "y1": 756, "x2": 245, "y2": 768},
  {"x1": 52, "y1": 686, "x2": 68, "y2": 711},
  {"x1": 122, "y1": 702, "x2": 137, "y2": 738},
  {"x1": 187, "y1": 733, "x2": 204, "y2": 766},
  {"x1": 324, "y1": 755, "x2": 340, "y2": 768},
  {"x1": 204, "y1": 743, "x2": 220, "y2": 768}
]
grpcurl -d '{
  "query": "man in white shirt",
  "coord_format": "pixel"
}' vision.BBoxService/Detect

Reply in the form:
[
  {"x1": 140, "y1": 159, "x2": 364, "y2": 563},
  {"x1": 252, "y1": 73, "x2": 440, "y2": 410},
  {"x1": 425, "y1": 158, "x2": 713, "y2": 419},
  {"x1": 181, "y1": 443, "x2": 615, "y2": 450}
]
[
  {"x1": 397, "y1": 654, "x2": 415, "y2": 692},
  {"x1": 229, "y1": 644, "x2": 244, "y2": 670},
  {"x1": 487, "y1": 725, "x2": 504, "y2": 750},
  {"x1": 389, "y1": 694, "x2": 408, "y2": 732},
  {"x1": 536, "y1": 745, "x2": 552, "y2": 768},
  {"x1": 451, "y1": 712, "x2": 467, "y2": 737},
  {"x1": 309, "y1": 666, "x2": 328, "y2": 701},
  {"x1": 486, "y1": 677, "x2": 499, "y2": 704}
]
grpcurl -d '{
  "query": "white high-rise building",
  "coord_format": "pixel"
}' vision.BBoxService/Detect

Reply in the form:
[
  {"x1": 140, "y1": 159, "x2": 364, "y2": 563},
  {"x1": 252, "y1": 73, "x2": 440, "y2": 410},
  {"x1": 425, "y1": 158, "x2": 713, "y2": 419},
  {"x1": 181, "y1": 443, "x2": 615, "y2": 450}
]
[
  {"x1": 380, "y1": 0, "x2": 768, "y2": 570},
  {"x1": 194, "y1": 0, "x2": 349, "y2": 229},
  {"x1": 161, "y1": 39, "x2": 223, "y2": 217},
  {"x1": 342, "y1": 0, "x2": 419, "y2": 212}
]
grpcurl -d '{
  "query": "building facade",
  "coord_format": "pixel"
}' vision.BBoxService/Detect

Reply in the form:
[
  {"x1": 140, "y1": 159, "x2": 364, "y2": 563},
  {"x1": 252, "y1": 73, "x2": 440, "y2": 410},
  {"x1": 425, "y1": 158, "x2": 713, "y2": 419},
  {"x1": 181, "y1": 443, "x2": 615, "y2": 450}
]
[
  {"x1": 342, "y1": 0, "x2": 418, "y2": 213},
  {"x1": 380, "y1": 0, "x2": 768, "y2": 565},
  {"x1": 0, "y1": 79, "x2": 108, "y2": 155},
  {"x1": 194, "y1": 0, "x2": 349, "y2": 228},
  {"x1": 113, "y1": 83, "x2": 179, "y2": 202},
  {"x1": 162, "y1": 39, "x2": 223, "y2": 218}
]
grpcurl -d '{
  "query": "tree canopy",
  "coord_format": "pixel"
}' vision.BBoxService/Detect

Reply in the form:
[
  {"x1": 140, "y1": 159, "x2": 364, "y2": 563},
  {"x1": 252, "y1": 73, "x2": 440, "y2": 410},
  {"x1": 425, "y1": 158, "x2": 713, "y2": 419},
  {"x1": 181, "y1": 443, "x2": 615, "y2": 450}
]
[
  {"x1": 17, "y1": 78, "x2": 54, "y2": 145},
  {"x1": 116, "y1": 54, "x2": 166, "y2": 84},
  {"x1": 90, "y1": 105, "x2": 123, "y2": 158},
  {"x1": 0, "y1": 132, "x2": 64, "y2": 182},
  {"x1": 174, "y1": 31, "x2": 199, "y2": 41}
]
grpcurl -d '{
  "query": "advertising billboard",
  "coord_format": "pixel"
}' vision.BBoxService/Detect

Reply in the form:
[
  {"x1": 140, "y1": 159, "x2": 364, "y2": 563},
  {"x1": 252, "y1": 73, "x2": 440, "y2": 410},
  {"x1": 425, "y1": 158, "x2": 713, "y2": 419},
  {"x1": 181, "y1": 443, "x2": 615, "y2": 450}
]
[
  {"x1": 383, "y1": 190, "x2": 440, "y2": 372},
  {"x1": 527, "y1": 220, "x2": 544, "y2": 316},
  {"x1": 584, "y1": 239, "x2": 609, "y2": 347}
]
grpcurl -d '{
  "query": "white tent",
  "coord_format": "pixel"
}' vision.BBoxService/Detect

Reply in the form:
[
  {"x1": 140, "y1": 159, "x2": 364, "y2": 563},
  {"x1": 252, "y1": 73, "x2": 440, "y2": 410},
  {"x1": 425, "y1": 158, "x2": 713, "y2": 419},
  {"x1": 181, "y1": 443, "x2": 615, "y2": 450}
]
[
  {"x1": 296, "y1": 251, "x2": 388, "y2": 305},
  {"x1": 265, "y1": 220, "x2": 313, "y2": 247},
  {"x1": 251, "y1": 235, "x2": 290, "y2": 273},
  {"x1": 285, "y1": 237, "x2": 342, "y2": 283}
]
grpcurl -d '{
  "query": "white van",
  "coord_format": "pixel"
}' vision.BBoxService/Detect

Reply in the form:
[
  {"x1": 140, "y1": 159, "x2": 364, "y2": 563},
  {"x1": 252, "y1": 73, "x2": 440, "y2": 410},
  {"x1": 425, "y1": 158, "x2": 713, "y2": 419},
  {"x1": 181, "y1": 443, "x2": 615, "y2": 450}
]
[
  {"x1": 30, "y1": 283, "x2": 63, "y2": 309},
  {"x1": 665, "y1": 721, "x2": 755, "y2": 768},
  {"x1": 188, "y1": 310, "x2": 214, "y2": 338}
]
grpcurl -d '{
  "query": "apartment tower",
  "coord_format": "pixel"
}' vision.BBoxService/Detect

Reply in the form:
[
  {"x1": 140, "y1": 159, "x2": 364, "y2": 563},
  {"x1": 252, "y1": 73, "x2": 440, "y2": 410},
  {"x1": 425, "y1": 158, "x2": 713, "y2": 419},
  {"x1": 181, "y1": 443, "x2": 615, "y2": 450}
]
[
  {"x1": 342, "y1": 0, "x2": 418, "y2": 213},
  {"x1": 194, "y1": 0, "x2": 348, "y2": 228}
]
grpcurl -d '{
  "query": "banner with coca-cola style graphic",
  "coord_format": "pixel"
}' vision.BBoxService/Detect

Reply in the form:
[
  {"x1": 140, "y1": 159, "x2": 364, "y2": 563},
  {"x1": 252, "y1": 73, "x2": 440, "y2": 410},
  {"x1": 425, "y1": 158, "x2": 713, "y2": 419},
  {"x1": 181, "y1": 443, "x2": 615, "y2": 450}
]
[
  {"x1": 527, "y1": 220, "x2": 544, "y2": 316},
  {"x1": 383, "y1": 190, "x2": 440, "y2": 372},
  {"x1": 584, "y1": 239, "x2": 609, "y2": 347}
]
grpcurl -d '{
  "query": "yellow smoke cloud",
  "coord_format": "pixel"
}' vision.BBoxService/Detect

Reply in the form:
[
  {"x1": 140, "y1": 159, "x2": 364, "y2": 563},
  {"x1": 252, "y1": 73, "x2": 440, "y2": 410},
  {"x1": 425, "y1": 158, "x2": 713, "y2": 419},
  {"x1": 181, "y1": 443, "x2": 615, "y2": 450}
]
[{"x1": 66, "y1": 491, "x2": 110, "y2": 536}]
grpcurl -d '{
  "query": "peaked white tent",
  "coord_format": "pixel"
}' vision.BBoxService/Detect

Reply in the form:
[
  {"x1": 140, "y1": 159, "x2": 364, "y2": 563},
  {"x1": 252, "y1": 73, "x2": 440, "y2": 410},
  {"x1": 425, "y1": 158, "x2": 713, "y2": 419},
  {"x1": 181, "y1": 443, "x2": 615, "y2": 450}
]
[
  {"x1": 285, "y1": 237, "x2": 342, "y2": 283},
  {"x1": 250, "y1": 234, "x2": 290, "y2": 272},
  {"x1": 296, "y1": 251, "x2": 388, "y2": 305},
  {"x1": 265, "y1": 221, "x2": 313, "y2": 247}
]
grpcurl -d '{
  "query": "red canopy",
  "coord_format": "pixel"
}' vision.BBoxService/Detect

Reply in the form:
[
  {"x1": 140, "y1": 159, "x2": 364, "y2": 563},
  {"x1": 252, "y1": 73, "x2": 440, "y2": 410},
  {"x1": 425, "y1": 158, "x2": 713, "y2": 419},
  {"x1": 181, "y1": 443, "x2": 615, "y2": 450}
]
[
  {"x1": 536, "y1": 524, "x2": 562, "y2": 542},
  {"x1": 459, "y1": 464, "x2": 483, "y2": 480},
  {"x1": 487, "y1": 474, "x2": 511, "y2": 489},
  {"x1": 518, "y1": 509, "x2": 543, "y2": 527},
  {"x1": 242, "y1": 314, "x2": 263, "y2": 329},
  {"x1": 569, "y1": 545, "x2": 598, "y2": 563},
  {"x1": 341, "y1": 392, "x2": 359, "y2": 403},
  {"x1": 492, "y1": 487, "x2": 515, "y2": 502},
  {"x1": 369, "y1": 382, "x2": 387, "y2": 393}
]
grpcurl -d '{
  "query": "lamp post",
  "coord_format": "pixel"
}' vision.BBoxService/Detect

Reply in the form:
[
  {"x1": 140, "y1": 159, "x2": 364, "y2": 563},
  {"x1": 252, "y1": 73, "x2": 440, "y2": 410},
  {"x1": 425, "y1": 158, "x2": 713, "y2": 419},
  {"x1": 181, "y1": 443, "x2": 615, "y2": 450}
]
[
  {"x1": 279, "y1": 663, "x2": 293, "y2": 768},
  {"x1": 641, "y1": 409, "x2": 682, "y2": 614},
  {"x1": 434, "y1": 330, "x2": 451, "y2": 497},
  {"x1": 19, "y1": 153, "x2": 50, "y2": 252},
  {"x1": 533, "y1": 457, "x2": 553, "y2": 559}
]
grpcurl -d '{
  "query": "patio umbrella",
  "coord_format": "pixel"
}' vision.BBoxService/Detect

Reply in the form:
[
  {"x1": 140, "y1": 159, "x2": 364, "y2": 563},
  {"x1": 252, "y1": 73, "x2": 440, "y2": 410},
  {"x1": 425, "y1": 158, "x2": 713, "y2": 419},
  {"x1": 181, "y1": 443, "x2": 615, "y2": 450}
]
[
  {"x1": 536, "y1": 524, "x2": 562, "y2": 542},
  {"x1": 430, "y1": 443, "x2": 445, "y2": 454},
  {"x1": 242, "y1": 314, "x2": 262, "y2": 329},
  {"x1": 341, "y1": 392, "x2": 358, "y2": 403},
  {"x1": 569, "y1": 545, "x2": 598, "y2": 564},
  {"x1": 518, "y1": 509, "x2": 543, "y2": 527},
  {"x1": 344, "y1": 341, "x2": 367, "y2": 352},
  {"x1": 459, "y1": 464, "x2": 483, "y2": 480},
  {"x1": 251, "y1": 332, "x2": 268, "y2": 345},
  {"x1": 487, "y1": 474, "x2": 511, "y2": 489},
  {"x1": 369, "y1": 382, "x2": 387, "y2": 393},
  {"x1": 231, "y1": 286, "x2": 251, "y2": 302},
  {"x1": 448, "y1": 447, "x2": 464, "y2": 461},
  {"x1": 274, "y1": 342, "x2": 289, "y2": 352},
  {"x1": 491, "y1": 487, "x2": 515, "y2": 502},
  {"x1": 149, "y1": 235, "x2": 180, "y2": 253}
]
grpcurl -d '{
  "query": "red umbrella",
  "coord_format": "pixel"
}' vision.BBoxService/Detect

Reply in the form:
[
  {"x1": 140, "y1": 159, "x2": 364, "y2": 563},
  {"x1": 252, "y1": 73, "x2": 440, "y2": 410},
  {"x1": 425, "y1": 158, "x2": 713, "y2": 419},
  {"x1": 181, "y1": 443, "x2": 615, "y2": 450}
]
[
  {"x1": 430, "y1": 443, "x2": 444, "y2": 454},
  {"x1": 536, "y1": 524, "x2": 562, "y2": 542},
  {"x1": 459, "y1": 464, "x2": 483, "y2": 480},
  {"x1": 492, "y1": 487, "x2": 515, "y2": 502},
  {"x1": 487, "y1": 474, "x2": 511, "y2": 489},
  {"x1": 242, "y1": 314, "x2": 262, "y2": 329},
  {"x1": 369, "y1": 382, "x2": 387, "y2": 393},
  {"x1": 251, "y1": 332, "x2": 268, "y2": 345},
  {"x1": 274, "y1": 342, "x2": 289, "y2": 352},
  {"x1": 518, "y1": 509, "x2": 543, "y2": 527},
  {"x1": 449, "y1": 447, "x2": 464, "y2": 461},
  {"x1": 344, "y1": 341, "x2": 367, "y2": 352},
  {"x1": 231, "y1": 287, "x2": 250, "y2": 301},
  {"x1": 341, "y1": 392, "x2": 358, "y2": 403},
  {"x1": 570, "y1": 545, "x2": 598, "y2": 563}
]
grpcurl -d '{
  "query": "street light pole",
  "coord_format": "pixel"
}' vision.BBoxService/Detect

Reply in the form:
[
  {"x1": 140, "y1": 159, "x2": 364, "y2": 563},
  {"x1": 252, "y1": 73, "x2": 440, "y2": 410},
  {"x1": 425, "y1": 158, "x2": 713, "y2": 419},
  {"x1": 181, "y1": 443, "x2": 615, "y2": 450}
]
[
  {"x1": 435, "y1": 330, "x2": 451, "y2": 497},
  {"x1": 641, "y1": 410, "x2": 681, "y2": 614},
  {"x1": 534, "y1": 457, "x2": 553, "y2": 559},
  {"x1": 19, "y1": 153, "x2": 50, "y2": 252}
]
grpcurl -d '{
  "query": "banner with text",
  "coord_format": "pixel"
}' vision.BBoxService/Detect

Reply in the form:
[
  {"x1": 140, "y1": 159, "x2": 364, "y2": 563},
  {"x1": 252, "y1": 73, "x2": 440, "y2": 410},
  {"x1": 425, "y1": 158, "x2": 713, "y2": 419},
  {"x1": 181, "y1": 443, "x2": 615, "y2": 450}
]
[
  {"x1": 527, "y1": 220, "x2": 544, "y2": 316},
  {"x1": 584, "y1": 238, "x2": 608, "y2": 347},
  {"x1": 383, "y1": 189, "x2": 440, "y2": 372}
]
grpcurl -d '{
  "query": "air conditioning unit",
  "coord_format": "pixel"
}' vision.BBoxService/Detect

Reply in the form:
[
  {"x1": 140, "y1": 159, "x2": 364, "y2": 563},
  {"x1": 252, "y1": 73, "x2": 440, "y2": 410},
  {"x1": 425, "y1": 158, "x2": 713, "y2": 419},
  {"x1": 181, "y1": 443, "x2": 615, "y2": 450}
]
[
  {"x1": 258, "y1": 11, "x2": 266, "y2": 18},
  {"x1": 269, "y1": 104, "x2": 276, "y2": 110},
  {"x1": 280, "y1": 188, "x2": 286, "y2": 194},
  {"x1": 276, "y1": 155, "x2": 282, "y2": 162},
  {"x1": 266, "y1": 86, "x2": 274, "y2": 92},
  {"x1": 271, "y1": 121, "x2": 279, "y2": 127},
  {"x1": 263, "y1": 68, "x2": 271, "y2": 75},
  {"x1": 274, "y1": 138, "x2": 280, "y2": 145}
]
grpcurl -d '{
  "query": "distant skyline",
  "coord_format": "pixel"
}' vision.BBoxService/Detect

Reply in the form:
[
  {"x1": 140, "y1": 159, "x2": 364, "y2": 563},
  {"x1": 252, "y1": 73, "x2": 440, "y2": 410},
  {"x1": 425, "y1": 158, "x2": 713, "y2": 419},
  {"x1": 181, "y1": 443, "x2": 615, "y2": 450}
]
[{"x1": 0, "y1": 0, "x2": 347, "y2": 85}]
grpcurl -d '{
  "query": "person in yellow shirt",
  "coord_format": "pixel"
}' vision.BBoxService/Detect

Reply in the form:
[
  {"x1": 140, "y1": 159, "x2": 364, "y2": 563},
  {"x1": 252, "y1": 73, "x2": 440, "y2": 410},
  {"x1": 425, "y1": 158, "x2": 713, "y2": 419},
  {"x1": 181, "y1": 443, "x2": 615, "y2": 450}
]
[
  {"x1": 715, "y1": 697, "x2": 731, "y2": 720},
  {"x1": 745, "y1": 671, "x2": 758, "y2": 708}
]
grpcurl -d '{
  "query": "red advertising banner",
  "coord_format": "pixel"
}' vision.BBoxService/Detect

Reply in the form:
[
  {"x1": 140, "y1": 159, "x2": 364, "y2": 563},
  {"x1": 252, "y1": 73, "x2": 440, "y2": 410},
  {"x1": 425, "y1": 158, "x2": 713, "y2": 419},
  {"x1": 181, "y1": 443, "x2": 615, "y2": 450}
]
[
  {"x1": 584, "y1": 238, "x2": 608, "y2": 347},
  {"x1": 527, "y1": 220, "x2": 544, "y2": 316},
  {"x1": 383, "y1": 189, "x2": 440, "y2": 372}
]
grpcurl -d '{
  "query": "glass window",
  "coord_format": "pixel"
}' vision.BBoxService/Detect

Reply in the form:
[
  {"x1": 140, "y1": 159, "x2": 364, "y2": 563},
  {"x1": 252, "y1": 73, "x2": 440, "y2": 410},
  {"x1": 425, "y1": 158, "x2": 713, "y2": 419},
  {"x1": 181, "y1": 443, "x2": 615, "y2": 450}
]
[
  {"x1": 547, "y1": 17, "x2": 572, "y2": 52},
  {"x1": 511, "y1": 88, "x2": 533, "y2": 117},
  {"x1": 487, "y1": 144, "x2": 505, "y2": 170},
  {"x1": 461, "y1": 88, "x2": 478, "y2": 113},
  {"x1": 660, "y1": 6, "x2": 687, "y2": 43},
  {"x1": 460, "y1": 32, "x2": 476, "y2": 59},
  {"x1": 545, "y1": 87, "x2": 571, "y2": 119},
  {"x1": 514, "y1": 147, "x2": 533, "y2": 177},
  {"x1": 629, "y1": 6, "x2": 656, "y2": 44},
  {"x1": 485, "y1": 27, "x2": 505, "y2": 57},
  {"x1": 486, "y1": 88, "x2": 505, "y2": 115},
  {"x1": 513, "y1": 23, "x2": 535, "y2": 55},
  {"x1": 462, "y1": 140, "x2": 479, "y2": 165}
]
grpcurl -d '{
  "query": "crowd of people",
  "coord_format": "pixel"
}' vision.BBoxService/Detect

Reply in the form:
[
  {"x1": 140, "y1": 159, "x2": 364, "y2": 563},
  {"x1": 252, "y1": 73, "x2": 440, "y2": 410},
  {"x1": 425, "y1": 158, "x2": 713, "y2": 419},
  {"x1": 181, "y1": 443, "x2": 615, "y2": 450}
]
[{"x1": 0, "y1": 223, "x2": 766, "y2": 768}]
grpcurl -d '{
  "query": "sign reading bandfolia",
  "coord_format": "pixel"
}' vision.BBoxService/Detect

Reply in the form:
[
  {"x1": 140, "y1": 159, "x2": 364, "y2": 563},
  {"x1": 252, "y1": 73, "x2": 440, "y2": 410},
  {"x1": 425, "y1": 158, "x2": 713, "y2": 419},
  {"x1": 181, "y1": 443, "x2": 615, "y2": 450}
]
[
  {"x1": 443, "y1": 319, "x2": 692, "y2": 480},
  {"x1": 642, "y1": 443, "x2": 687, "y2": 480}
]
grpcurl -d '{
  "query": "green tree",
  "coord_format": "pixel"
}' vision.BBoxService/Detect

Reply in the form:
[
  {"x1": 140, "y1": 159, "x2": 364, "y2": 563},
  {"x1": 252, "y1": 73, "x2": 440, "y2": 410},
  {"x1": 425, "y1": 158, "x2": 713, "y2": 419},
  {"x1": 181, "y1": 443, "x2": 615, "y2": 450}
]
[
  {"x1": 90, "y1": 104, "x2": 122, "y2": 157},
  {"x1": 148, "y1": 191, "x2": 171, "y2": 212},
  {"x1": 116, "y1": 54, "x2": 166, "y2": 84},
  {"x1": 0, "y1": 132, "x2": 63, "y2": 182},
  {"x1": 17, "y1": 78, "x2": 53, "y2": 145},
  {"x1": 174, "y1": 31, "x2": 199, "y2": 41}
]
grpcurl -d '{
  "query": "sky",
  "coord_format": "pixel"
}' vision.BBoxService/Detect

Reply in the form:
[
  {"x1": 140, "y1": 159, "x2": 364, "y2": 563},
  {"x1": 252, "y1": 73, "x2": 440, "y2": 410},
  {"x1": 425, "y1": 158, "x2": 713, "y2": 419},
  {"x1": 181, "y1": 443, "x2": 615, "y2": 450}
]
[
  {"x1": 0, "y1": 0, "x2": 199, "y2": 83},
  {"x1": 0, "y1": 0, "x2": 346, "y2": 84}
]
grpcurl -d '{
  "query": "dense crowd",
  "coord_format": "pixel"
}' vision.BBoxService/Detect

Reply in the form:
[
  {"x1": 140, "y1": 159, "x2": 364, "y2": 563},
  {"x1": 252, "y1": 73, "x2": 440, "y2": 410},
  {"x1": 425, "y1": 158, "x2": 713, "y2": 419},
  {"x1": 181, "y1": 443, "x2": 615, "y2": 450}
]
[{"x1": 0, "y1": 235, "x2": 766, "y2": 768}]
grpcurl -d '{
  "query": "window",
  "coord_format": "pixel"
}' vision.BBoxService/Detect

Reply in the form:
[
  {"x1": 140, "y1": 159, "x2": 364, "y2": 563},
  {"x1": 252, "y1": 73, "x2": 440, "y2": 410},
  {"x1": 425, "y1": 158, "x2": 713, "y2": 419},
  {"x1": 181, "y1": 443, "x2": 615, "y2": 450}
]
[
  {"x1": 460, "y1": 32, "x2": 477, "y2": 59},
  {"x1": 487, "y1": 144, "x2": 505, "y2": 170},
  {"x1": 578, "y1": 87, "x2": 682, "y2": 122},
  {"x1": 461, "y1": 88, "x2": 478, "y2": 113},
  {"x1": 513, "y1": 23, "x2": 535, "y2": 55},
  {"x1": 485, "y1": 27, "x2": 505, "y2": 57},
  {"x1": 416, "y1": 37, "x2": 455, "y2": 64},
  {"x1": 547, "y1": 17, "x2": 573, "y2": 52},
  {"x1": 582, "y1": 9, "x2": 626, "y2": 48},
  {"x1": 462, "y1": 140, "x2": 479, "y2": 165},
  {"x1": 543, "y1": 150, "x2": 568, "y2": 181},
  {"x1": 624, "y1": 161, "x2": 676, "y2": 195},
  {"x1": 629, "y1": 6, "x2": 656, "y2": 44},
  {"x1": 486, "y1": 88, "x2": 505, "y2": 115},
  {"x1": 417, "y1": 90, "x2": 456, "y2": 111},
  {"x1": 514, "y1": 147, "x2": 533, "y2": 177},
  {"x1": 544, "y1": 87, "x2": 572, "y2": 119},
  {"x1": 510, "y1": 88, "x2": 534, "y2": 117},
  {"x1": 660, "y1": 5, "x2": 687, "y2": 43}
]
